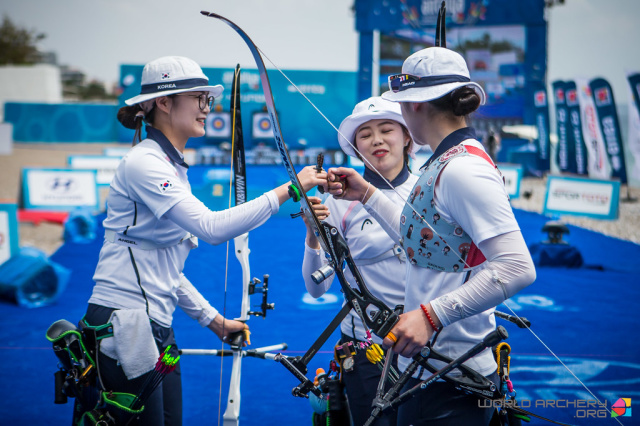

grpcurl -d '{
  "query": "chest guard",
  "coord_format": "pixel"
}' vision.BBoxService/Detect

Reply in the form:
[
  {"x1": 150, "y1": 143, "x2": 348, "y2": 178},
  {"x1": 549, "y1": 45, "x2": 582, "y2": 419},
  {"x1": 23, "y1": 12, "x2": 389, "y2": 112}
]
[{"x1": 400, "y1": 144, "x2": 490, "y2": 272}]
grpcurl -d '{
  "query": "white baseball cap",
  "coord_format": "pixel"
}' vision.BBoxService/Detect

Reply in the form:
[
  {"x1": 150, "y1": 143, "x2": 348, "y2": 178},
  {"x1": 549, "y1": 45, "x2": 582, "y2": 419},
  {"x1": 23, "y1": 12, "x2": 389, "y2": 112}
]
[
  {"x1": 125, "y1": 56, "x2": 224, "y2": 105},
  {"x1": 337, "y1": 96, "x2": 420, "y2": 158},
  {"x1": 381, "y1": 47, "x2": 486, "y2": 105}
]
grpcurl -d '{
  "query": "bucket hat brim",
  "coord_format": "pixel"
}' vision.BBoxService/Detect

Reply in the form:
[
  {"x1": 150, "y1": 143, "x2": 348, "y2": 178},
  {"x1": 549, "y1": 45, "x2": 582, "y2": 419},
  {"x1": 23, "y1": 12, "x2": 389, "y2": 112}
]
[
  {"x1": 381, "y1": 81, "x2": 486, "y2": 105},
  {"x1": 125, "y1": 84, "x2": 224, "y2": 106}
]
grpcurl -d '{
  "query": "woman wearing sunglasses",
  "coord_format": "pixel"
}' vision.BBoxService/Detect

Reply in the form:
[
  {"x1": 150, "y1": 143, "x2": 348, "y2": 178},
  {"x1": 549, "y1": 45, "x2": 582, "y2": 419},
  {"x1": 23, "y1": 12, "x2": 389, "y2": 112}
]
[
  {"x1": 326, "y1": 48, "x2": 535, "y2": 425},
  {"x1": 301, "y1": 96, "x2": 419, "y2": 426},
  {"x1": 79, "y1": 56, "x2": 325, "y2": 425}
]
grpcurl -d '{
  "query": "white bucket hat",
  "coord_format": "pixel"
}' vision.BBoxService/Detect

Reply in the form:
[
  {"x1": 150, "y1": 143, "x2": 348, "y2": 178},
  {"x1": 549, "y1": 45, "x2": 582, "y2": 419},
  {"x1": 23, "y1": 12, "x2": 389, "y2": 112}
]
[
  {"x1": 337, "y1": 96, "x2": 420, "y2": 158},
  {"x1": 125, "y1": 56, "x2": 224, "y2": 106},
  {"x1": 381, "y1": 47, "x2": 486, "y2": 105}
]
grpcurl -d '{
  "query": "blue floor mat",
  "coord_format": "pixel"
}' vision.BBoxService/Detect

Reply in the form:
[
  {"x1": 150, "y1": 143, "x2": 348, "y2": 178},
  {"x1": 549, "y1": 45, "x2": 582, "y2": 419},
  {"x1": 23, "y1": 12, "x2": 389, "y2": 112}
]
[{"x1": 1, "y1": 207, "x2": 638, "y2": 425}]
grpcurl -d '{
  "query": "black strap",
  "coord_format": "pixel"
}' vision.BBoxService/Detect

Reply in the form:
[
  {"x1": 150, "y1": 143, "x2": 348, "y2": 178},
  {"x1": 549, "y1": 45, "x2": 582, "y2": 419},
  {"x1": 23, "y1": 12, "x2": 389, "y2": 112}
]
[
  {"x1": 301, "y1": 303, "x2": 353, "y2": 367},
  {"x1": 81, "y1": 319, "x2": 114, "y2": 341}
]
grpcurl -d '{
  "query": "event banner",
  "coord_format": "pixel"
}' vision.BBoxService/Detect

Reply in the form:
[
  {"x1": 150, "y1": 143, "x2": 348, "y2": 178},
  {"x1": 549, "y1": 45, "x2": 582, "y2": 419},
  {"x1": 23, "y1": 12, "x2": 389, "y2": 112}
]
[
  {"x1": 552, "y1": 81, "x2": 576, "y2": 173},
  {"x1": 564, "y1": 81, "x2": 588, "y2": 175},
  {"x1": 627, "y1": 72, "x2": 640, "y2": 184},
  {"x1": 589, "y1": 78, "x2": 628, "y2": 184},
  {"x1": 532, "y1": 81, "x2": 551, "y2": 172},
  {"x1": 576, "y1": 79, "x2": 610, "y2": 179}
]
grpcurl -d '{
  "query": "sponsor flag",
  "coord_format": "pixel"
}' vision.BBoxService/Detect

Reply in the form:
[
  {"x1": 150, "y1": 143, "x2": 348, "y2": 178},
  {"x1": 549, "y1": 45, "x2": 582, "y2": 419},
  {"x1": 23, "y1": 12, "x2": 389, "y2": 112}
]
[
  {"x1": 552, "y1": 80, "x2": 577, "y2": 173},
  {"x1": 532, "y1": 81, "x2": 551, "y2": 172},
  {"x1": 205, "y1": 112, "x2": 232, "y2": 138},
  {"x1": 576, "y1": 78, "x2": 610, "y2": 179},
  {"x1": 629, "y1": 72, "x2": 640, "y2": 114},
  {"x1": 565, "y1": 81, "x2": 588, "y2": 175},
  {"x1": 589, "y1": 77, "x2": 629, "y2": 184},
  {"x1": 627, "y1": 72, "x2": 640, "y2": 184}
]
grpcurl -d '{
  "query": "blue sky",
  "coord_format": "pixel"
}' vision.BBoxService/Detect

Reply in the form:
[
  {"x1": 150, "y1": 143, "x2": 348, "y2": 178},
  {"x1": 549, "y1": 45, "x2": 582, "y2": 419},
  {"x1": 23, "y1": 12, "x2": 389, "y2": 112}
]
[{"x1": 1, "y1": 0, "x2": 639, "y2": 101}]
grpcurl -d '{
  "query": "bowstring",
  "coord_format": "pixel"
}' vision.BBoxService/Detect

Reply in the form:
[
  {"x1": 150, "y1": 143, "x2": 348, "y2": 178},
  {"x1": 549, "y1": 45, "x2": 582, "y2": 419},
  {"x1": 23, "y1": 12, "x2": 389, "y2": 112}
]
[{"x1": 257, "y1": 46, "x2": 617, "y2": 418}]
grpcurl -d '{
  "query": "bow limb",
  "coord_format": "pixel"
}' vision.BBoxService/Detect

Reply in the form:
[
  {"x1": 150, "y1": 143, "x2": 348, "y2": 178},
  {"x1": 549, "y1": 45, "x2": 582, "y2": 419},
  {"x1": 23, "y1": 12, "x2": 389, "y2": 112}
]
[
  {"x1": 200, "y1": 11, "x2": 333, "y2": 258},
  {"x1": 230, "y1": 63, "x2": 251, "y2": 325}
]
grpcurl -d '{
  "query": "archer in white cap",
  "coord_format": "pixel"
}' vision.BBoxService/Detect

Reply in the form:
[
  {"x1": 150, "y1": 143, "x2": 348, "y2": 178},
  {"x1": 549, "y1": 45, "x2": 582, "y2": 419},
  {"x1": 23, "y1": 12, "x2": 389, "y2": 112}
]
[
  {"x1": 79, "y1": 56, "x2": 327, "y2": 424},
  {"x1": 327, "y1": 47, "x2": 535, "y2": 425},
  {"x1": 301, "y1": 96, "x2": 418, "y2": 425}
]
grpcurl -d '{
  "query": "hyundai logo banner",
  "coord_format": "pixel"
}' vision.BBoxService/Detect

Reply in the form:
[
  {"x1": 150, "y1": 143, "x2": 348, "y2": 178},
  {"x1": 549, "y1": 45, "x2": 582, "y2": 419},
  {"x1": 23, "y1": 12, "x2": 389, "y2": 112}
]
[{"x1": 22, "y1": 169, "x2": 100, "y2": 211}]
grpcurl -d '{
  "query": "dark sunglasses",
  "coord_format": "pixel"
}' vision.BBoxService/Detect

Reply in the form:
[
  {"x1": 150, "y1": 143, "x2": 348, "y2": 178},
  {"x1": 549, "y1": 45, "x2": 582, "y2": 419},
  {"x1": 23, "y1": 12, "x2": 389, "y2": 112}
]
[
  {"x1": 175, "y1": 93, "x2": 215, "y2": 111},
  {"x1": 388, "y1": 73, "x2": 471, "y2": 93}
]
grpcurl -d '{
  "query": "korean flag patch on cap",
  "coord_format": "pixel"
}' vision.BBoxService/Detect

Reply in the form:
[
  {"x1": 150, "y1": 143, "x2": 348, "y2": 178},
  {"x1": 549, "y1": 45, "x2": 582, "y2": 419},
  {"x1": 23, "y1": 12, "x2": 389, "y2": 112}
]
[{"x1": 159, "y1": 179, "x2": 173, "y2": 192}]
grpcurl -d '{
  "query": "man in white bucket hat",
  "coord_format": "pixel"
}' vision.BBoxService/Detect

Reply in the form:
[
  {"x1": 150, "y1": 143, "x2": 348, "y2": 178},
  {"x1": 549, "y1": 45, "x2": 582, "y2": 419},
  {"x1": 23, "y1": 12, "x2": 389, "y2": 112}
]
[
  {"x1": 78, "y1": 56, "x2": 327, "y2": 424},
  {"x1": 326, "y1": 47, "x2": 535, "y2": 425},
  {"x1": 301, "y1": 96, "x2": 419, "y2": 426}
]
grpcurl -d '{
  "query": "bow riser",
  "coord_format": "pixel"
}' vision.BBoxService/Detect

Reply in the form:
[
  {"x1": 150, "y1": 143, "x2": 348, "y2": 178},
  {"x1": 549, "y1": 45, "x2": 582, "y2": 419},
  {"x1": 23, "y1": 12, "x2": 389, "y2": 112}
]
[{"x1": 233, "y1": 234, "x2": 251, "y2": 322}]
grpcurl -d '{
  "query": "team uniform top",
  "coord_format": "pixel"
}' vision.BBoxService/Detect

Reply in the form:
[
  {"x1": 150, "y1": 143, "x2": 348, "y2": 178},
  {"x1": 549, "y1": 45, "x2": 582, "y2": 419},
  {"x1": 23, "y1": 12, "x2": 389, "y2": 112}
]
[
  {"x1": 302, "y1": 166, "x2": 418, "y2": 343},
  {"x1": 90, "y1": 126, "x2": 279, "y2": 328},
  {"x1": 364, "y1": 128, "x2": 520, "y2": 377}
]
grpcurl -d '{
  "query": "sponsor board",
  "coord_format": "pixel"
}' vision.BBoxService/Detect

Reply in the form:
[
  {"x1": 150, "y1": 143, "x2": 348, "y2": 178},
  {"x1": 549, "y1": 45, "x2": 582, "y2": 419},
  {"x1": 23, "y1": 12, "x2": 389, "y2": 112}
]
[
  {"x1": 68, "y1": 155, "x2": 122, "y2": 185},
  {"x1": 0, "y1": 204, "x2": 19, "y2": 266},
  {"x1": 497, "y1": 163, "x2": 522, "y2": 199},
  {"x1": 543, "y1": 175, "x2": 619, "y2": 220},
  {"x1": 22, "y1": 168, "x2": 99, "y2": 211}
]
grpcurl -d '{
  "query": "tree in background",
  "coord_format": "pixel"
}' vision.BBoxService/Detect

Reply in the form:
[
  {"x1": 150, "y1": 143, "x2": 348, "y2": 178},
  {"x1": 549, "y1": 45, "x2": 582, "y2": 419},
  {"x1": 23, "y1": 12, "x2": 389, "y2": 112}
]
[
  {"x1": 0, "y1": 15, "x2": 116, "y2": 101},
  {"x1": 78, "y1": 80, "x2": 117, "y2": 102},
  {"x1": 0, "y1": 15, "x2": 45, "y2": 65}
]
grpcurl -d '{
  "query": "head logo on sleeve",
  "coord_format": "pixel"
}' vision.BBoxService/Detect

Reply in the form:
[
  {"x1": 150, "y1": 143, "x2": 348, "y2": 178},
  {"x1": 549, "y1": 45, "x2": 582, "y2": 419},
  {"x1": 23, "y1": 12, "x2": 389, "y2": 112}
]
[{"x1": 159, "y1": 179, "x2": 173, "y2": 192}]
